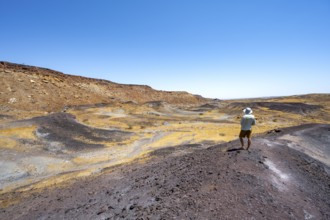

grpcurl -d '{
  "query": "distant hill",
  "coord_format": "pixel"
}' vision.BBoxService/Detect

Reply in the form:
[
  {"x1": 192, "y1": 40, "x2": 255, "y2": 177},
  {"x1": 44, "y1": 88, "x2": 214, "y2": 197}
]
[{"x1": 0, "y1": 62, "x2": 208, "y2": 114}]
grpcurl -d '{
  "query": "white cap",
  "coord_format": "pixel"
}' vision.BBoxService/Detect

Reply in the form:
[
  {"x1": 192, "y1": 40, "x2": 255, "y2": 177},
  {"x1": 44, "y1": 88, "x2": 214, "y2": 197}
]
[{"x1": 243, "y1": 107, "x2": 253, "y2": 114}]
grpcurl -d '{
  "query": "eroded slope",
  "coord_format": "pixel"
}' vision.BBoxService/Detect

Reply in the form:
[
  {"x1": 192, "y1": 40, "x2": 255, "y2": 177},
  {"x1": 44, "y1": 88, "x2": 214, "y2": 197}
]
[{"x1": 0, "y1": 61, "x2": 207, "y2": 121}]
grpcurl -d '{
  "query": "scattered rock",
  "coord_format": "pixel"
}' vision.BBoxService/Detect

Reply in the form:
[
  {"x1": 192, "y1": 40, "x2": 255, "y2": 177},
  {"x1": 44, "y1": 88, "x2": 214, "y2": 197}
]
[
  {"x1": 8, "y1": 98, "x2": 17, "y2": 104},
  {"x1": 267, "y1": 129, "x2": 282, "y2": 134}
]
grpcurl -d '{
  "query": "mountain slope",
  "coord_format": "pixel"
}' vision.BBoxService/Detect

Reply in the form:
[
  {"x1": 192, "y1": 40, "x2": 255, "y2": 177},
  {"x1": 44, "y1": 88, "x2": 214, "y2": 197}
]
[{"x1": 0, "y1": 61, "x2": 207, "y2": 117}]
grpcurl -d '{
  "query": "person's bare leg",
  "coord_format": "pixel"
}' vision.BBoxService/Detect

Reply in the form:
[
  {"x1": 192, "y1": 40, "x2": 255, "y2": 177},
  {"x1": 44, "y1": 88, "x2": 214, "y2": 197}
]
[
  {"x1": 239, "y1": 137, "x2": 244, "y2": 149},
  {"x1": 246, "y1": 138, "x2": 251, "y2": 150}
]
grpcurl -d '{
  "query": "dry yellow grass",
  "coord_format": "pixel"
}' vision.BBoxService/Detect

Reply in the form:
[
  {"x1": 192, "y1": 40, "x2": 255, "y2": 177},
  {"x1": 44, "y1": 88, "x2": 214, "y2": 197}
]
[
  {"x1": 1, "y1": 94, "x2": 330, "y2": 195},
  {"x1": 0, "y1": 138, "x2": 18, "y2": 150},
  {"x1": 69, "y1": 99, "x2": 330, "y2": 152},
  {"x1": 0, "y1": 126, "x2": 36, "y2": 139},
  {"x1": 0, "y1": 126, "x2": 36, "y2": 151}
]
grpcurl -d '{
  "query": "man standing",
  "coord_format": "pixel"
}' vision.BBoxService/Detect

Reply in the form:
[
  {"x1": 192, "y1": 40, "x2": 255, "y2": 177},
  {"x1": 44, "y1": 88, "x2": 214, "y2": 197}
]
[{"x1": 239, "y1": 107, "x2": 256, "y2": 150}]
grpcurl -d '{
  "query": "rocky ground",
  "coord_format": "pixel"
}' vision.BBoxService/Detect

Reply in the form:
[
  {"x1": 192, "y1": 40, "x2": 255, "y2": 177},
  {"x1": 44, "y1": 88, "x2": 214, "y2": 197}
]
[
  {"x1": 1, "y1": 62, "x2": 330, "y2": 219},
  {"x1": 1, "y1": 124, "x2": 329, "y2": 220}
]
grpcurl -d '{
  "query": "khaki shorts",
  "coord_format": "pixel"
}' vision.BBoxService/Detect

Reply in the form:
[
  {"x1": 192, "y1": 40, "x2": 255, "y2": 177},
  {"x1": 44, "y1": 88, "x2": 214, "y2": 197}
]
[{"x1": 239, "y1": 130, "x2": 252, "y2": 138}]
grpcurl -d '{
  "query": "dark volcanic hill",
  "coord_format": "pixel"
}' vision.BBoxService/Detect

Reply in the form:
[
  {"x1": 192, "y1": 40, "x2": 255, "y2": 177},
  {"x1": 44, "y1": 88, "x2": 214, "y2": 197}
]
[{"x1": 0, "y1": 61, "x2": 207, "y2": 116}]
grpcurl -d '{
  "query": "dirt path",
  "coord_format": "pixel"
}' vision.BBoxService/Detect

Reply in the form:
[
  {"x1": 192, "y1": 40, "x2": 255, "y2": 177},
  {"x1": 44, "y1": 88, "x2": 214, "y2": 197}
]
[{"x1": 1, "y1": 124, "x2": 329, "y2": 219}]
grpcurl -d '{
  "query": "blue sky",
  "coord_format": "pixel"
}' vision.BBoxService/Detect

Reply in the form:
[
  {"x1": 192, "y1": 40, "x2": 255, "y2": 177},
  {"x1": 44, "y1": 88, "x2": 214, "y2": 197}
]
[{"x1": 1, "y1": 0, "x2": 329, "y2": 99}]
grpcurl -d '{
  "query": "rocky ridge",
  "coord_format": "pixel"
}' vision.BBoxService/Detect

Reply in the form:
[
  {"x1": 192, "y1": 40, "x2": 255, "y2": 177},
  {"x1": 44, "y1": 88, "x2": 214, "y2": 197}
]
[{"x1": 0, "y1": 61, "x2": 207, "y2": 118}]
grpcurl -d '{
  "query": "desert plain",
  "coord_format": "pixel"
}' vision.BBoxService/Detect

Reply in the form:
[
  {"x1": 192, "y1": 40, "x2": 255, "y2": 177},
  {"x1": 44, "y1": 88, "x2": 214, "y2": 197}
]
[{"x1": 0, "y1": 62, "x2": 329, "y2": 219}]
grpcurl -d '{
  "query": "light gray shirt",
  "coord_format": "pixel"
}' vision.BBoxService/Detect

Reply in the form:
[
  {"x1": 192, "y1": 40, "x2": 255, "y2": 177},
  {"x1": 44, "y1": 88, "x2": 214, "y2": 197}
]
[{"x1": 240, "y1": 114, "x2": 256, "y2": 130}]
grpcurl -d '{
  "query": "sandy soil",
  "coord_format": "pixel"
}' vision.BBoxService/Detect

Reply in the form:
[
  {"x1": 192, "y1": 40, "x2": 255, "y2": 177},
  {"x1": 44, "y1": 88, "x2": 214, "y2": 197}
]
[{"x1": 1, "y1": 124, "x2": 329, "y2": 220}]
